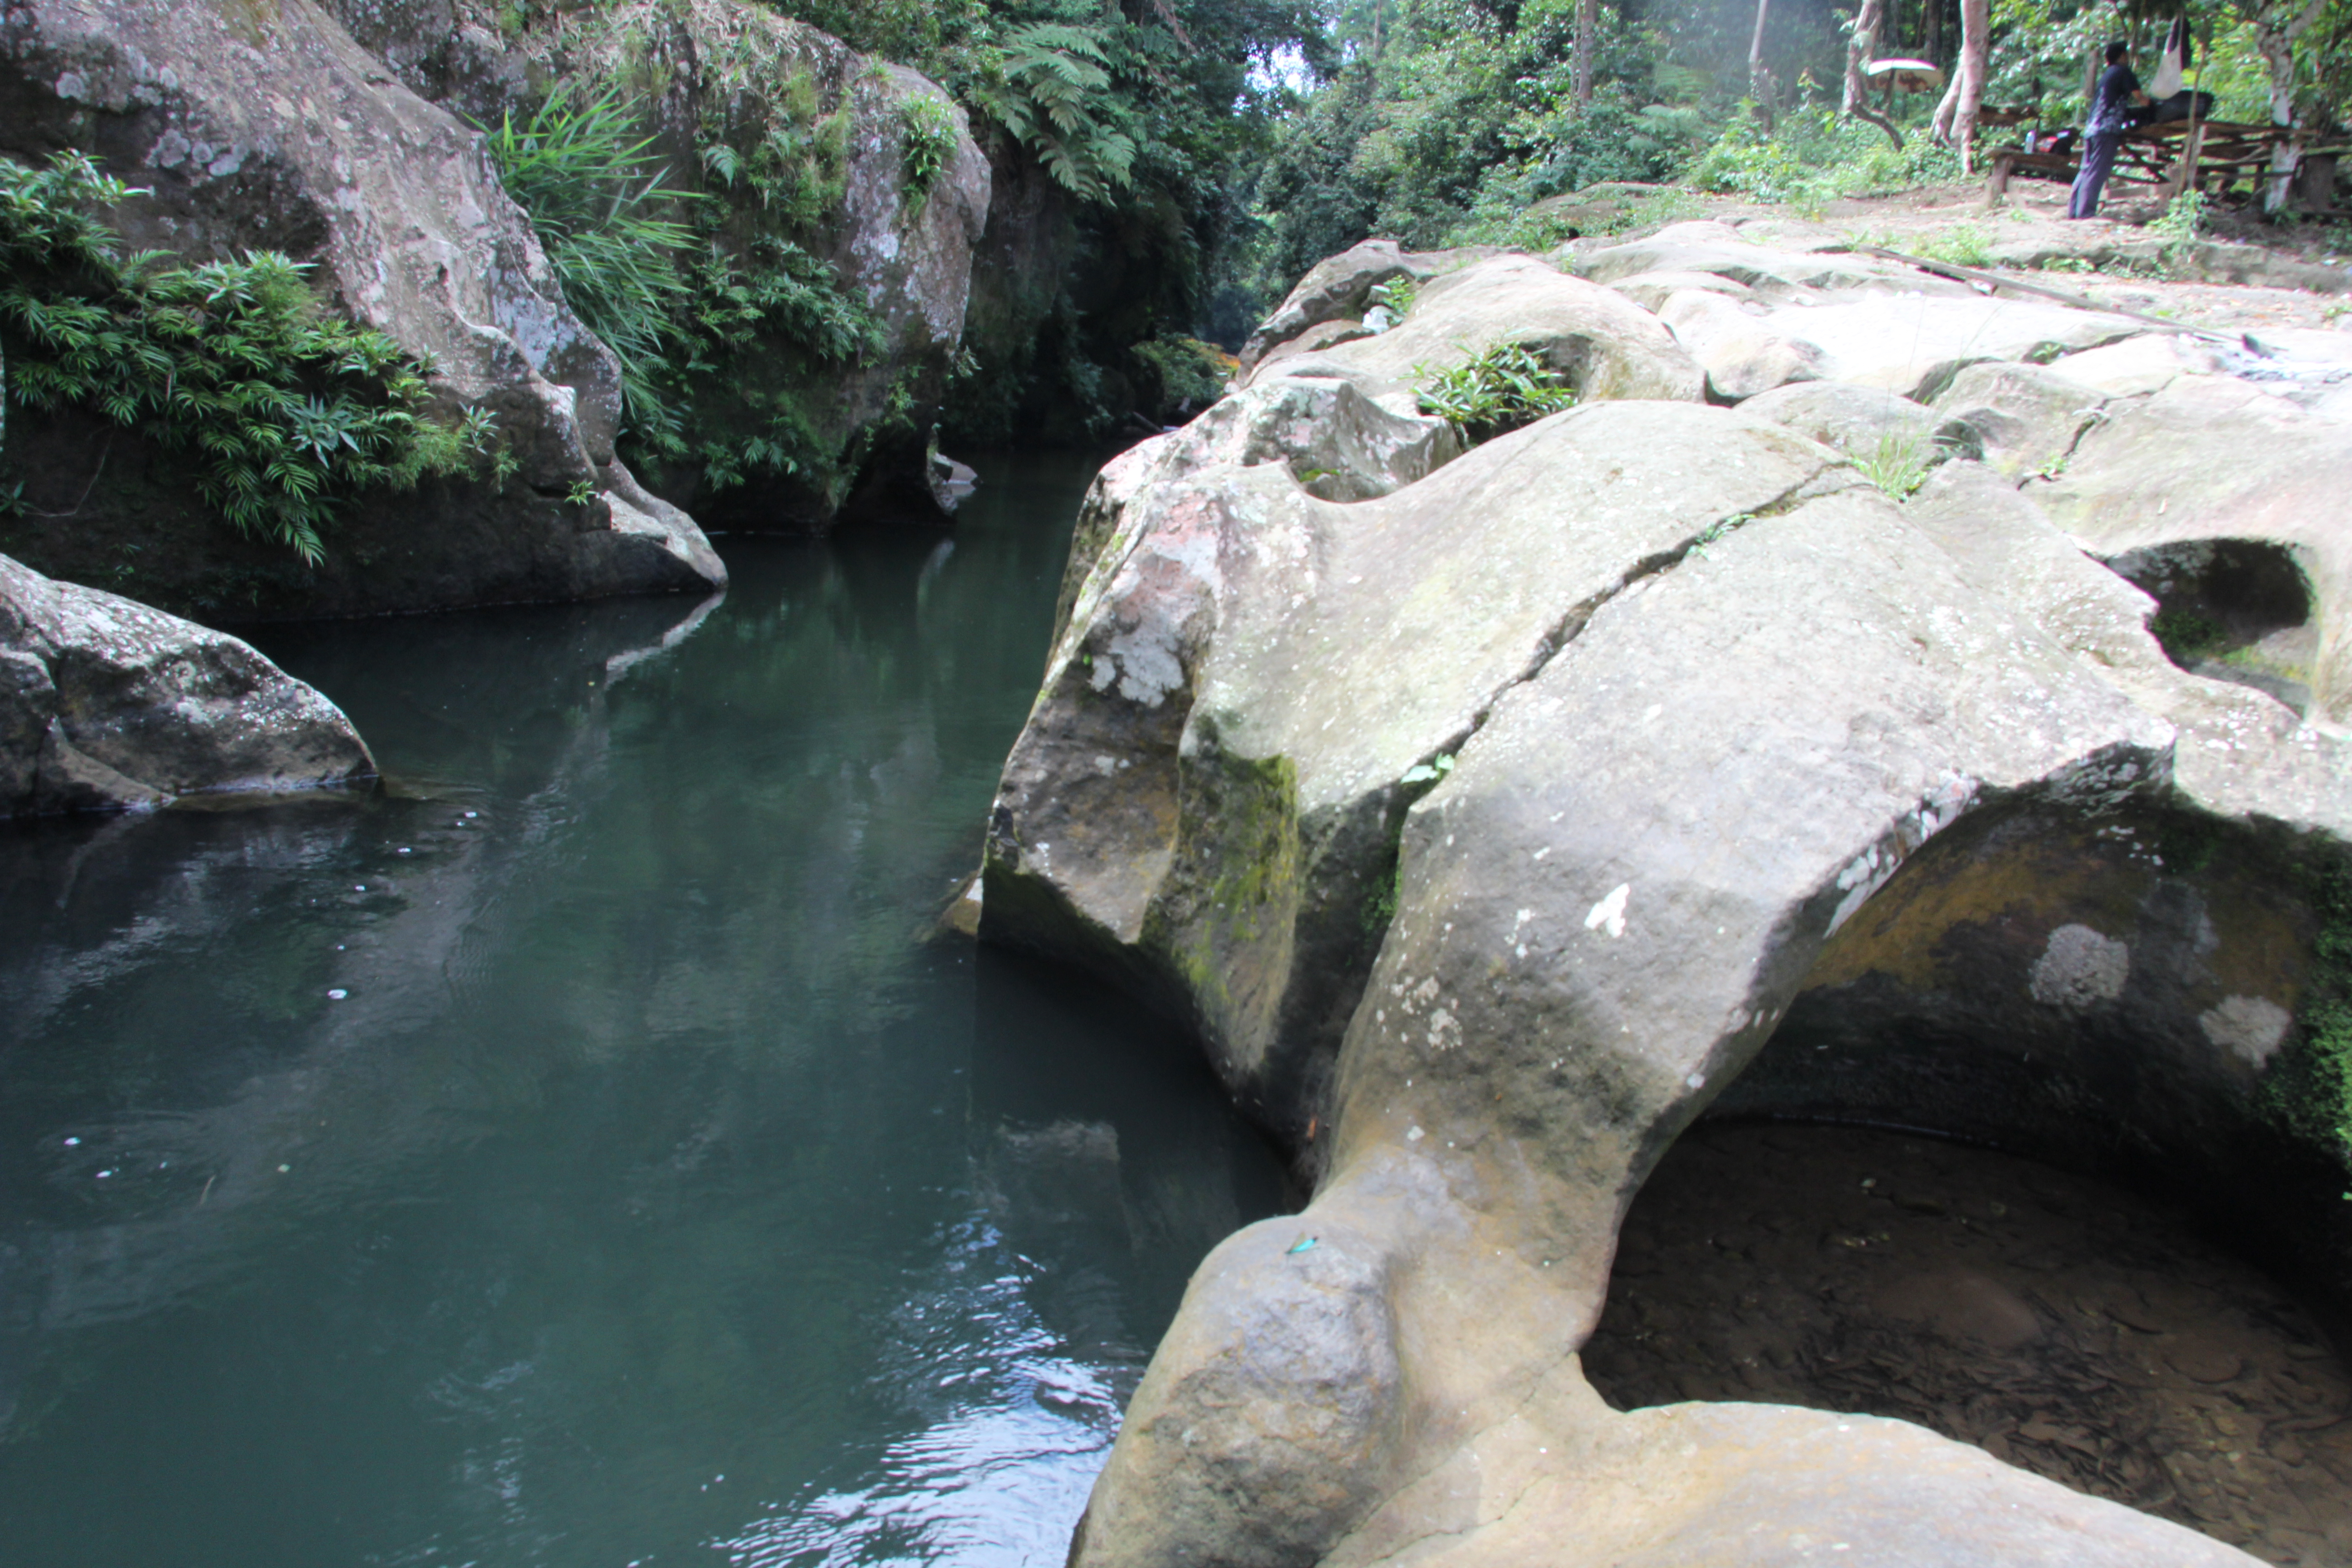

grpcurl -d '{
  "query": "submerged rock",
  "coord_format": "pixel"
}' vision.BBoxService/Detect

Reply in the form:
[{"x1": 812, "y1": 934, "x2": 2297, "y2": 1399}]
[{"x1": 1, "y1": 553, "x2": 373, "y2": 814}]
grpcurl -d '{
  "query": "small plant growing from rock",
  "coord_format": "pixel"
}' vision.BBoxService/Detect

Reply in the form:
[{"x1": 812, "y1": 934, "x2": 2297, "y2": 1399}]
[
  {"x1": 900, "y1": 95, "x2": 958, "y2": 197},
  {"x1": 1414, "y1": 343, "x2": 1576, "y2": 446},
  {"x1": 1367, "y1": 276, "x2": 1417, "y2": 318},
  {"x1": 1853, "y1": 430, "x2": 1936, "y2": 499}
]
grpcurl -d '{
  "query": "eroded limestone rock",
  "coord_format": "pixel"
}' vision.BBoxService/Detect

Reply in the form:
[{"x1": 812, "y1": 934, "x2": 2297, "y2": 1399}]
[
  {"x1": 990, "y1": 231, "x2": 2346, "y2": 1568},
  {"x1": 988, "y1": 403, "x2": 1851, "y2": 1141},
  {"x1": 1738, "y1": 378, "x2": 1936, "y2": 460},
  {"x1": 1238, "y1": 238, "x2": 1494, "y2": 375},
  {"x1": 1929, "y1": 361, "x2": 2109, "y2": 479},
  {"x1": 1246, "y1": 253, "x2": 1705, "y2": 410},
  {"x1": 2036, "y1": 375, "x2": 2352, "y2": 724},
  {"x1": 0, "y1": 553, "x2": 373, "y2": 814},
  {"x1": 1657, "y1": 287, "x2": 1823, "y2": 401}
]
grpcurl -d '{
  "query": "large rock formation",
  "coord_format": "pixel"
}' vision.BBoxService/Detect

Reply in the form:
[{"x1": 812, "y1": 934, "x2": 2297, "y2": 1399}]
[
  {"x1": 1, "y1": 552, "x2": 372, "y2": 813},
  {"x1": 318, "y1": 0, "x2": 995, "y2": 532},
  {"x1": 0, "y1": 0, "x2": 728, "y2": 618},
  {"x1": 982, "y1": 224, "x2": 2352, "y2": 1564}
]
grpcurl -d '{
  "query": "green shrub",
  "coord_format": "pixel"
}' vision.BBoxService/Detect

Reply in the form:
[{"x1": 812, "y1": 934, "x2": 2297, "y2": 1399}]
[
  {"x1": 1131, "y1": 335, "x2": 1235, "y2": 414},
  {"x1": 1686, "y1": 106, "x2": 1963, "y2": 207},
  {"x1": 1414, "y1": 342, "x2": 1576, "y2": 445},
  {"x1": 482, "y1": 83, "x2": 698, "y2": 433},
  {"x1": 0, "y1": 152, "x2": 485, "y2": 563},
  {"x1": 631, "y1": 235, "x2": 885, "y2": 492}
]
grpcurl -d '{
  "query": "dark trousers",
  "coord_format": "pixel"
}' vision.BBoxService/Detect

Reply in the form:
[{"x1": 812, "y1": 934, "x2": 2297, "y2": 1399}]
[{"x1": 2069, "y1": 131, "x2": 2121, "y2": 218}]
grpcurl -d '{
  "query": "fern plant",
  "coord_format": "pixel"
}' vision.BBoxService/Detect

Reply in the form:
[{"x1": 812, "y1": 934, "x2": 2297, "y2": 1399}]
[
  {"x1": 976, "y1": 22, "x2": 1140, "y2": 203},
  {"x1": 483, "y1": 83, "x2": 698, "y2": 433},
  {"x1": 0, "y1": 152, "x2": 485, "y2": 563}
]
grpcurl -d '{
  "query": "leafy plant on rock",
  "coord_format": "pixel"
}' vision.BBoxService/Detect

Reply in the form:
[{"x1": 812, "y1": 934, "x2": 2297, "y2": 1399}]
[
  {"x1": 483, "y1": 83, "x2": 699, "y2": 433},
  {"x1": 1414, "y1": 342, "x2": 1577, "y2": 445},
  {"x1": 0, "y1": 152, "x2": 485, "y2": 563},
  {"x1": 901, "y1": 94, "x2": 960, "y2": 195}
]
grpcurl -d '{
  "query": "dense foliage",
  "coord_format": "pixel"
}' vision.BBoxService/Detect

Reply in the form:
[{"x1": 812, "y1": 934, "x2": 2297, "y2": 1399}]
[
  {"x1": 0, "y1": 153, "x2": 485, "y2": 562},
  {"x1": 481, "y1": 72, "x2": 885, "y2": 499}
]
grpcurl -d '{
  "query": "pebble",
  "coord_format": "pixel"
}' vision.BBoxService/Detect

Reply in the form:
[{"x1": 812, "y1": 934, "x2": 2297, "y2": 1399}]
[{"x1": 327, "y1": 989, "x2": 348, "y2": 1000}]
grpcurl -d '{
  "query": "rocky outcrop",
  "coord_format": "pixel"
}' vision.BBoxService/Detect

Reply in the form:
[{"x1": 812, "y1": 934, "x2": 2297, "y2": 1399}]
[
  {"x1": 1245, "y1": 253, "x2": 1705, "y2": 410},
  {"x1": 0, "y1": 0, "x2": 730, "y2": 619},
  {"x1": 316, "y1": 0, "x2": 996, "y2": 534},
  {"x1": 984, "y1": 224, "x2": 2352, "y2": 1566},
  {"x1": 1, "y1": 552, "x2": 372, "y2": 813},
  {"x1": 1237, "y1": 238, "x2": 1493, "y2": 376}
]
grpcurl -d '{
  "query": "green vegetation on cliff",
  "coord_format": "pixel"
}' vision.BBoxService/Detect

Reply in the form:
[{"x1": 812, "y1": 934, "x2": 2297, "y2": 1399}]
[{"x1": 0, "y1": 153, "x2": 487, "y2": 562}]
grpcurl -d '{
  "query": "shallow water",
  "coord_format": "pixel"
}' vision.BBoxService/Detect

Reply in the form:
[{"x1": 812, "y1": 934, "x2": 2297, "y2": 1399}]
[
  {"x1": 1586, "y1": 1122, "x2": 2352, "y2": 1566},
  {"x1": 0, "y1": 456, "x2": 1286, "y2": 1567}
]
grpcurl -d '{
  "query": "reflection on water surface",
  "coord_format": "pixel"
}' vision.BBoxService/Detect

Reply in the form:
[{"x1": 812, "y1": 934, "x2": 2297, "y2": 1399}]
[{"x1": 0, "y1": 456, "x2": 1285, "y2": 1567}]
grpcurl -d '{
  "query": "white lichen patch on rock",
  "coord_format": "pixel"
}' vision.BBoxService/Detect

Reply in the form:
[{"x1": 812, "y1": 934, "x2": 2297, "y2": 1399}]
[
  {"x1": 2199, "y1": 994, "x2": 2293, "y2": 1068},
  {"x1": 2028, "y1": 923, "x2": 2133, "y2": 1009}
]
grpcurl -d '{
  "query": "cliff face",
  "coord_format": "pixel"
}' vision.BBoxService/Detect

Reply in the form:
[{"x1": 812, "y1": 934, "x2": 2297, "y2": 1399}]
[
  {"x1": 981, "y1": 229, "x2": 2352, "y2": 1566},
  {"x1": 0, "y1": 0, "x2": 997, "y2": 619},
  {"x1": 316, "y1": 0, "x2": 995, "y2": 533},
  {"x1": 0, "y1": 0, "x2": 726, "y2": 617}
]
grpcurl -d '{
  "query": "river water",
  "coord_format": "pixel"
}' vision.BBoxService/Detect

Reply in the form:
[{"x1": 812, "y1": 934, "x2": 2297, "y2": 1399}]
[{"x1": 0, "y1": 455, "x2": 1286, "y2": 1567}]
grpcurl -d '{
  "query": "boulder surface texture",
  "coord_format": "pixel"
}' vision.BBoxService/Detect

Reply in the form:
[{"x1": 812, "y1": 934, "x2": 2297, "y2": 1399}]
[
  {"x1": 0, "y1": 0, "x2": 727, "y2": 616},
  {"x1": 1, "y1": 552, "x2": 373, "y2": 814},
  {"x1": 985, "y1": 222, "x2": 2352, "y2": 1567}
]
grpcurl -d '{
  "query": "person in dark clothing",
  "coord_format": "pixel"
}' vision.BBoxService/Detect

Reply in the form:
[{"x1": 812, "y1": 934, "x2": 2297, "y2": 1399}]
[{"x1": 2068, "y1": 41, "x2": 2150, "y2": 219}]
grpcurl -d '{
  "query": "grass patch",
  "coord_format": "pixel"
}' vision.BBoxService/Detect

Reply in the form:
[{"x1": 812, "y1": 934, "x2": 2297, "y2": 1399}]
[{"x1": 1853, "y1": 430, "x2": 1939, "y2": 499}]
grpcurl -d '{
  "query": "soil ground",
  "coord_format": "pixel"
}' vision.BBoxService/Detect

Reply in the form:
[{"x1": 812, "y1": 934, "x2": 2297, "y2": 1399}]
[{"x1": 1583, "y1": 1122, "x2": 2352, "y2": 1567}]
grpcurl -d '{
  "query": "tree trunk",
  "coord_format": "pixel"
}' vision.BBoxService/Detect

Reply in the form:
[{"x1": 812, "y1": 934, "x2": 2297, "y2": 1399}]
[
  {"x1": 1844, "y1": 0, "x2": 1881, "y2": 112},
  {"x1": 1749, "y1": 0, "x2": 1774, "y2": 130},
  {"x1": 1576, "y1": 0, "x2": 1596, "y2": 105},
  {"x1": 2257, "y1": 0, "x2": 2328, "y2": 211},
  {"x1": 1948, "y1": 0, "x2": 1989, "y2": 170},
  {"x1": 1844, "y1": 0, "x2": 1904, "y2": 147},
  {"x1": 1925, "y1": 0, "x2": 1941, "y2": 67}
]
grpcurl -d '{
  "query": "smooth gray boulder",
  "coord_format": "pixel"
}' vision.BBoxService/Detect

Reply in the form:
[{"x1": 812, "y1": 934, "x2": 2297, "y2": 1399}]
[
  {"x1": 1602, "y1": 266, "x2": 1756, "y2": 314},
  {"x1": 1929, "y1": 361, "x2": 2110, "y2": 479},
  {"x1": 988, "y1": 402, "x2": 1853, "y2": 1145},
  {"x1": 1051, "y1": 375, "x2": 1460, "y2": 639},
  {"x1": 1738, "y1": 379, "x2": 1937, "y2": 460},
  {"x1": 990, "y1": 234, "x2": 2352, "y2": 1568},
  {"x1": 2045, "y1": 333, "x2": 2225, "y2": 397},
  {"x1": 0, "y1": 0, "x2": 730, "y2": 617},
  {"x1": 1757, "y1": 294, "x2": 2146, "y2": 401},
  {"x1": 1248, "y1": 254, "x2": 1705, "y2": 410},
  {"x1": 2036, "y1": 374, "x2": 2352, "y2": 724},
  {"x1": 1046, "y1": 429, "x2": 2255, "y2": 1566},
  {"x1": 1658, "y1": 287, "x2": 1823, "y2": 401},
  {"x1": 1, "y1": 553, "x2": 373, "y2": 814},
  {"x1": 1572, "y1": 220, "x2": 1935, "y2": 299},
  {"x1": 1238, "y1": 238, "x2": 1493, "y2": 374}
]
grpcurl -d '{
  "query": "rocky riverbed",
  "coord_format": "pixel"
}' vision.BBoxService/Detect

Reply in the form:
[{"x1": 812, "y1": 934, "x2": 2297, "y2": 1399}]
[{"x1": 980, "y1": 216, "x2": 2352, "y2": 1563}]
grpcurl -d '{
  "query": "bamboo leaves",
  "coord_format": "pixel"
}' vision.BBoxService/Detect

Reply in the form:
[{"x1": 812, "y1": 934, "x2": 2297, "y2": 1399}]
[{"x1": 0, "y1": 152, "x2": 483, "y2": 563}]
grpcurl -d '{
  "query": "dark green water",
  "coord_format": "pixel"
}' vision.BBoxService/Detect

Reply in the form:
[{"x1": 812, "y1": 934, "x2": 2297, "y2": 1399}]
[{"x1": 0, "y1": 456, "x2": 1284, "y2": 1567}]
